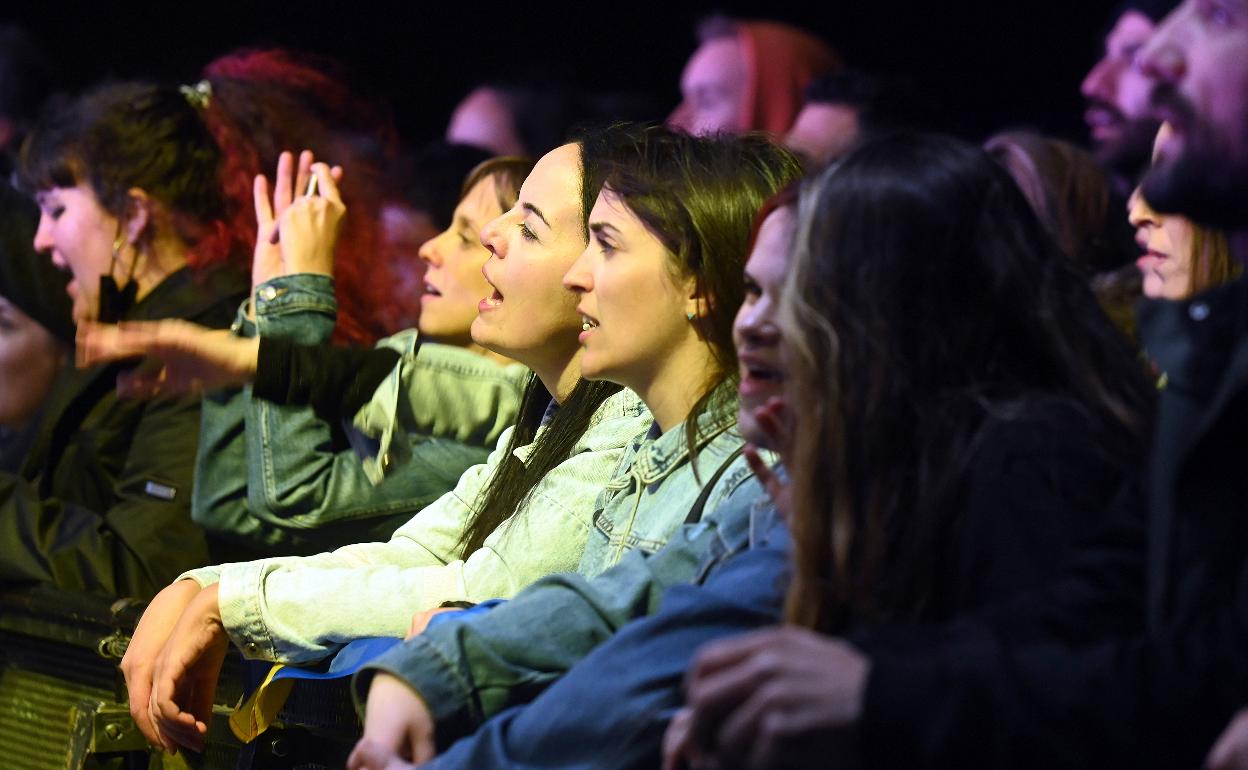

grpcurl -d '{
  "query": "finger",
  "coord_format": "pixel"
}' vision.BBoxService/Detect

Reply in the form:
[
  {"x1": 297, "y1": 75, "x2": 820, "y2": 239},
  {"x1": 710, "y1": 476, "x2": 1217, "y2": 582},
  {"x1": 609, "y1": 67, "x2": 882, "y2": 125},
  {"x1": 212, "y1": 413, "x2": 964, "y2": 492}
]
[
  {"x1": 148, "y1": 678, "x2": 177, "y2": 753},
  {"x1": 294, "y1": 150, "x2": 315, "y2": 200},
  {"x1": 116, "y1": 368, "x2": 166, "y2": 400},
  {"x1": 124, "y1": 665, "x2": 165, "y2": 749},
  {"x1": 254, "y1": 174, "x2": 274, "y2": 232},
  {"x1": 311, "y1": 162, "x2": 344, "y2": 205},
  {"x1": 687, "y1": 631, "x2": 779, "y2": 688},
  {"x1": 712, "y1": 685, "x2": 783, "y2": 766},
  {"x1": 752, "y1": 397, "x2": 790, "y2": 451},
  {"x1": 409, "y1": 728, "x2": 436, "y2": 766},
  {"x1": 273, "y1": 151, "x2": 294, "y2": 217},
  {"x1": 331, "y1": 165, "x2": 345, "y2": 184},
  {"x1": 662, "y1": 709, "x2": 696, "y2": 770},
  {"x1": 743, "y1": 446, "x2": 775, "y2": 488}
]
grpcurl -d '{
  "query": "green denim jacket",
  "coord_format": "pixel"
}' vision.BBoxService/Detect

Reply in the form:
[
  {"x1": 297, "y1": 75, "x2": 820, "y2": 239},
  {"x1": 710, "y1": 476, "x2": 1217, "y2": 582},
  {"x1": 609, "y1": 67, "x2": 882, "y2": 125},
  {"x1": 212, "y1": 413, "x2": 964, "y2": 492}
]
[{"x1": 191, "y1": 274, "x2": 528, "y2": 555}]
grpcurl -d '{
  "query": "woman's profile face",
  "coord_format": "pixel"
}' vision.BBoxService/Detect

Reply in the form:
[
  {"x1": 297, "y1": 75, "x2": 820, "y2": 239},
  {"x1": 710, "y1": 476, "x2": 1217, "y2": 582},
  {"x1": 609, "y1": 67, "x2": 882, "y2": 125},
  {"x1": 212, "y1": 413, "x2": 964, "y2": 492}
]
[
  {"x1": 33, "y1": 183, "x2": 120, "y2": 325},
  {"x1": 417, "y1": 174, "x2": 506, "y2": 346},
  {"x1": 1129, "y1": 124, "x2": 1197, "y2": 300},
  {"x1": 472, "y1": 143, "x2": 585, "y2": 369},
  {"x1": 1128, "y1": 186, "x2": 1195, "y2": 300},
  {"x1": 734, "y1": 205, "x2": 794, "y2": 449},
  {"x1": 0, "y1": 295, "x2": 63, "y2": 427},
  {"x1": 563, "y1": 188, "x2": 700, "y2": 390}
]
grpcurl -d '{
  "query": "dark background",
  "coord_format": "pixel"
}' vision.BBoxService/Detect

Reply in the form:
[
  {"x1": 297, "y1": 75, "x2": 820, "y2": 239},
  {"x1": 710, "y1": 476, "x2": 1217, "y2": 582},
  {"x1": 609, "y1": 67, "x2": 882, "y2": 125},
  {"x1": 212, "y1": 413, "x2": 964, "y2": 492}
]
[{"x1": 4, "y1": 0, "x2": 1121, "y2": 148}]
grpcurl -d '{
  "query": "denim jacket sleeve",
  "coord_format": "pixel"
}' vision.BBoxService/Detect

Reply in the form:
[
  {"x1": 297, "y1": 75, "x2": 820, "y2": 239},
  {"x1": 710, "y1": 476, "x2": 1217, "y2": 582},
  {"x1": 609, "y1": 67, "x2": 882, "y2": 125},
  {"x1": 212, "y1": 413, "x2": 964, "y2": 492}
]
[
  {"x1": 354, "y1": 478, "x2": 770, "y2": 740},
  {"x1": 178, "y1": 389, "x2": 652, "y2": 665},
  {"x1": 348, "y1": 337, "x2": 531, "y2": 486},
  {"x1": 191, "y1": 275, "x2": 338, "y2": 549}
]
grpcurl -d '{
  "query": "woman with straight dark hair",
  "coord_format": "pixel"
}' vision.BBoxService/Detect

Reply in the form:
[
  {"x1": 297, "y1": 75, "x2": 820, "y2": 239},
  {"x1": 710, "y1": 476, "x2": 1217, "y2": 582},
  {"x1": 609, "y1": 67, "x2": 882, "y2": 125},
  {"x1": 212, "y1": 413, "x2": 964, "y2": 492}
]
[
  {"x1": 91, "y1": 125, "x2": 800, "y2": 754},
  {"x1": 668, "y1": 132, "x2": 1155, "y2": 769}
]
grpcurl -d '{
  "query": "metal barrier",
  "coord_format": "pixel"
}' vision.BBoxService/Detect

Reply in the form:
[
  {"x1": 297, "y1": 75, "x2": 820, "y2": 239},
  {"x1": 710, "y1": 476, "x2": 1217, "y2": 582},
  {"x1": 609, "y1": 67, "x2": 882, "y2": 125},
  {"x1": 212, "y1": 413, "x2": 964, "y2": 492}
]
[{"x1": 0, "y1": 586, "x2": 360, "y2": 769}]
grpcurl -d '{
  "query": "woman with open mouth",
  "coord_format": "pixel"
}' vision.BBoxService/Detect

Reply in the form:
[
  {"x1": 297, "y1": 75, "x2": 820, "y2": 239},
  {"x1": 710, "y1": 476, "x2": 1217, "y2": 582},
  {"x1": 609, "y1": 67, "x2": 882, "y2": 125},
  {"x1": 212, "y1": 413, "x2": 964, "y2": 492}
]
[{"x1": 85, "y1": 124, "x2": 800, "y2": 755}]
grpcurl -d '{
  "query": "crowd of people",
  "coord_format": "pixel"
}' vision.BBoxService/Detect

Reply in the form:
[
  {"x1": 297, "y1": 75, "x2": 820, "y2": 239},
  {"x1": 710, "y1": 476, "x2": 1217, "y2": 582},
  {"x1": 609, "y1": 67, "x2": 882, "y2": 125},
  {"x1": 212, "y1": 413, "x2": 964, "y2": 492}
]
[{"x1": 1, "y1": 1, "x2": 1247, "y2": 767}]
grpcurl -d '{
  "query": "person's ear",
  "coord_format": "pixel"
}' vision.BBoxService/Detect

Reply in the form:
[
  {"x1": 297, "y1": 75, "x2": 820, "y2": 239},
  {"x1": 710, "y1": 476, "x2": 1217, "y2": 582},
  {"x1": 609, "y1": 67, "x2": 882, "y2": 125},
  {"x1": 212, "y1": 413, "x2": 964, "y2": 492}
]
[
  {"x1": 684, "y1": 286, "x2": 709, "y2": 322},
  {"x1": 121, "y1": 188, "x2": 153, "y2": 246}
]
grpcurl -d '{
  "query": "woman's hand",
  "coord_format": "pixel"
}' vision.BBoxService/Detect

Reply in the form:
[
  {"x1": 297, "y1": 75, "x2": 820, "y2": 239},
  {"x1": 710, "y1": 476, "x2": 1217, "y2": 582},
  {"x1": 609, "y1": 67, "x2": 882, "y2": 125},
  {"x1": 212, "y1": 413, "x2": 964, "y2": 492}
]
[
  {"x1": 671, "y1": 627, "x2": 870, "y2": 770},
  {"x1": 347, "y1": 673, "x2": 437, "y2": 769},
  {"x1": 253, "y1": 149, "x2": 345, "y2": 292},
  {"x1": 406, "y1": 607, "x2": 461, "y2": 639},
  {"x1": 147, "y1": 583, "x2": 231, "y2": 754},
  {"x1": 743, "y1": 395, "x2": 793, "y2": 519},
  {"x1": 77, "y1": 320, "x2": 260, "y2": 397},
  {"x1": 120, "y1": 579, "x2": 203, "y2": 751}
]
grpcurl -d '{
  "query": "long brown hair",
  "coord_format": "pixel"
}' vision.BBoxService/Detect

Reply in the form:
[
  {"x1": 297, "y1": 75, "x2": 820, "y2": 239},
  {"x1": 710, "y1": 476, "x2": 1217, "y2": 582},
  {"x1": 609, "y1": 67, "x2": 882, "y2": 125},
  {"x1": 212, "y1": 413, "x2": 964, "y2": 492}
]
[{"x1": 781, "y1": 133, "x2": 1153, "y2": 632}]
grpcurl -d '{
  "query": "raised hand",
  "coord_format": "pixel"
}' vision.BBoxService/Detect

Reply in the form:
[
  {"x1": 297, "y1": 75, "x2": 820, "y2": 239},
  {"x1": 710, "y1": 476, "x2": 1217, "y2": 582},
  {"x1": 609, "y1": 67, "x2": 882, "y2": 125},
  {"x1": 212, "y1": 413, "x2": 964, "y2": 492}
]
[
  {"x1": 76, "y1": 319, "x2": 259, "y2": 397},
  {"x1": 347, "y1": 673, "x2": 437, "y2": 769},
  {"x1": 253, "y1": 150, "x2": 346, "y2": 290}
]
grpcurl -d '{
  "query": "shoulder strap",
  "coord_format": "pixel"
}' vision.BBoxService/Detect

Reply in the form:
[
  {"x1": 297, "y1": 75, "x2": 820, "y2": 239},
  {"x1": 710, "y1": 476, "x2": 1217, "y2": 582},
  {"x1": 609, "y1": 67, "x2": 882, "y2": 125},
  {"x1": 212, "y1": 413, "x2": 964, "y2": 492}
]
[{"x1": 684, "y1": 444, "x2": 746, "y2": 525}]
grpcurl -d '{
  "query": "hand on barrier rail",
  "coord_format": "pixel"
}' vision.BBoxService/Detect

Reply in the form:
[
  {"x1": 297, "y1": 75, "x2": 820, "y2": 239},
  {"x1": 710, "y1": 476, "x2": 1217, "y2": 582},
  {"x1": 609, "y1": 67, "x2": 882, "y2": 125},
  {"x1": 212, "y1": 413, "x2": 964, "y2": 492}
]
[{"x1": 120, "y1": 579, "x2": 203, "y2": 753}]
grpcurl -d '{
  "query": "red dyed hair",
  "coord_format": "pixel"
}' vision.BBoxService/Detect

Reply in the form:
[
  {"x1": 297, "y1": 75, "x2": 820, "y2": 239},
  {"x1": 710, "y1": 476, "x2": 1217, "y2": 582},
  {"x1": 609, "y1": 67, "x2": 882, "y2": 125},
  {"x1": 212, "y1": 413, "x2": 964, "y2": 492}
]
[{"x1": 201, "y1": 48, "x2": 404, "y2": 346}]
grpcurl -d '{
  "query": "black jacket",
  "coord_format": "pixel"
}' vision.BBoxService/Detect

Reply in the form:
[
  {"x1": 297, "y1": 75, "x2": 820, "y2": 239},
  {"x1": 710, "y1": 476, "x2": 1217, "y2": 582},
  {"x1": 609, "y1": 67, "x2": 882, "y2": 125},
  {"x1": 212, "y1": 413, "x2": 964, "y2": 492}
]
[
  {"x1": 858, "y1": 275, "x2": 1248, "y2": 769},
  {"x1": 0, "y1": 266, "x2": 246, "y2": 600}
]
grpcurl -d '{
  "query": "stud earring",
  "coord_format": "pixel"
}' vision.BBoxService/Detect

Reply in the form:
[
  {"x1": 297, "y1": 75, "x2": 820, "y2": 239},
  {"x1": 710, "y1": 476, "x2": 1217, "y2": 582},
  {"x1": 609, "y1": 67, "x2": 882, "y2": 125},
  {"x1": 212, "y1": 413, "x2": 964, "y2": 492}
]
[{"x1": 686, "y1": 312, "x2": 696, "y2": 321}]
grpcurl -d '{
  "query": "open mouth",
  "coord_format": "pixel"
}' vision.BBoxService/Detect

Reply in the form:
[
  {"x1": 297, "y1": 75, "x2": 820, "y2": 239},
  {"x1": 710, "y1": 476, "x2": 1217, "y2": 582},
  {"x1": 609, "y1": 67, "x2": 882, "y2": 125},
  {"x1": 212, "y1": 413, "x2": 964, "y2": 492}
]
[
  {"x1": 423, "y1": 283, "x2": 442, "y2": 297},
  {"x1": 482, "y1": 287, "x2": 504, "y2": 308},
  {"x1": 581, "y1": 314, "x2": 600, "y2": 332}
]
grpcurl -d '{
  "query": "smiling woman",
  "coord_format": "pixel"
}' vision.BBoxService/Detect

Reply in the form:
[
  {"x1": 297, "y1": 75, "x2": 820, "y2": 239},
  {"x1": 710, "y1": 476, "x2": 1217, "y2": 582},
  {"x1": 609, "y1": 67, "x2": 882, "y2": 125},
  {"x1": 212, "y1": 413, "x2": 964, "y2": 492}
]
[{"x1": 0, "y1": 80, "x2": 248, "y2": 599}]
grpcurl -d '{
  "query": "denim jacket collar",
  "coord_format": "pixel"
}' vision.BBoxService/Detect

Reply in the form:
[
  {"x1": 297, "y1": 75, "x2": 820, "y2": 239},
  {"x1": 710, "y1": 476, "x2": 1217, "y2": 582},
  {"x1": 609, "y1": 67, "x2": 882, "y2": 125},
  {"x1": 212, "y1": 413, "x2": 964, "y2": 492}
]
[{"x1": 607, "y1": 381, "x2": 739, "y2": 489}]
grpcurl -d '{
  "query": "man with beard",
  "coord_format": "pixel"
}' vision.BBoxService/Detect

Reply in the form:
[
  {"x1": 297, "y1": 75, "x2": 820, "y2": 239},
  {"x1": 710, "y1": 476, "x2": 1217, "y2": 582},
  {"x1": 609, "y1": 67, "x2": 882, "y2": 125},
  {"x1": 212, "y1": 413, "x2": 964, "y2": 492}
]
[
  {"x1": 667, "y1": 1, "x2": 1248, "y2": 768},
  {"x1": 1082, "y1": 0, "x2": 1178, "y2": 191}
]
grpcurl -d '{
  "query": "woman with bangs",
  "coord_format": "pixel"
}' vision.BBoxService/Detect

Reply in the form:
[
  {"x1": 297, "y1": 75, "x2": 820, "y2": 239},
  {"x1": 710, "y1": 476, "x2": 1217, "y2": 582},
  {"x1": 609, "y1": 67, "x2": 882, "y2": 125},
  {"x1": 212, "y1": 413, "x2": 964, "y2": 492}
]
[
  {"x1": 89, "y1": 125, "x2": 799, "y2": 755},
  {"x1": 0, "y1": 81, "x2": 249, "y2": 599}
]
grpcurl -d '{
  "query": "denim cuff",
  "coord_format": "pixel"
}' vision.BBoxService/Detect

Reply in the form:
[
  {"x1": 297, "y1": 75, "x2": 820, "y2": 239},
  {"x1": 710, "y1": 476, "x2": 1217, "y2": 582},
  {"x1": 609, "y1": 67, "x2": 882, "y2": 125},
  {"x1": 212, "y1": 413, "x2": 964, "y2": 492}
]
[
  {"x1": 254, "y1": 273, "x2": 337, "y2": 345},
  {"x1": 356, "y1": 633, "x2": 482, "y2": 748},
  {"x1": 217, "y1": 561, "x2": 280, "y2": 662}
]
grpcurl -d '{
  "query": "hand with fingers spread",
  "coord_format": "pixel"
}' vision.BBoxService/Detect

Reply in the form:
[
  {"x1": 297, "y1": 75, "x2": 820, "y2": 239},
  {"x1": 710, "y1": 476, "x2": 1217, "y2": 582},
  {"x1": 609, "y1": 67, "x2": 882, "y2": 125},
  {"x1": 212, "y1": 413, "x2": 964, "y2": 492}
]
[
  {"x1": 347, "y1": 673, "x2": 437, "y2": 769},
  {"x1": 253, "y1": 149, "x2": 345, "y2": 288},
  {"x1": 120, "y1": 579, "x2": 204, "y2": 752},
  {"x1": 669, "y1": 627, "x2": 869, "y2": 770},
  {"x1": 147, "y1": 583, "x2": 231, "y2": 755},
  {"x1": 76, "y1": 319, "x2": 259, "y2": 398}
]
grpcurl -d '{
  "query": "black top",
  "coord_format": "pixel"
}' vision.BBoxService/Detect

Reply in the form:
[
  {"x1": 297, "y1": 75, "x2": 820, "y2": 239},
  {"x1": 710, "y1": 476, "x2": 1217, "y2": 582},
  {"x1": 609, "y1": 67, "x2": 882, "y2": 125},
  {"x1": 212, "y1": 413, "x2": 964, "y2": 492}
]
[
  {"x1": 0, "y1": 265, "x2": 247, "y2": 599},
  {"x1": 857, "y1": 275, "x2": 1248, "y2": 769}
]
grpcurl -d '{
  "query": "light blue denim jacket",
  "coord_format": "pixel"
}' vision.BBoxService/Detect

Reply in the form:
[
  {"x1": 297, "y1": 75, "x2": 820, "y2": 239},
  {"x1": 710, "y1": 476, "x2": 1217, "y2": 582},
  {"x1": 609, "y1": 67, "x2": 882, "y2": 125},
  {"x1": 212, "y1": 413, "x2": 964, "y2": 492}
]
[
  {"x1": 579, "y1": 384, "x2": 753, "y2": 573},
  {"x1": 191, "y1": 273, "x2": 528, "y2": 554},
  {"x1": 356, "y1": 469, "x2": 777, "y2": 738},
  {"x1": 181, "y1": 386, "x2": 653, "y2": 664}
]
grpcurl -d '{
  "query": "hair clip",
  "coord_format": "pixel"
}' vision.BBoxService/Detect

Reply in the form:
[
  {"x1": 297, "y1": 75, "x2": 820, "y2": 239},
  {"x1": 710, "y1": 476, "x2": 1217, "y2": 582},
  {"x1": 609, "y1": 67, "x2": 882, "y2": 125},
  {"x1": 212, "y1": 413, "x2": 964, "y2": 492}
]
[{"x1": 179, "y1": 80, "x2": 213, "y2": 110}]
